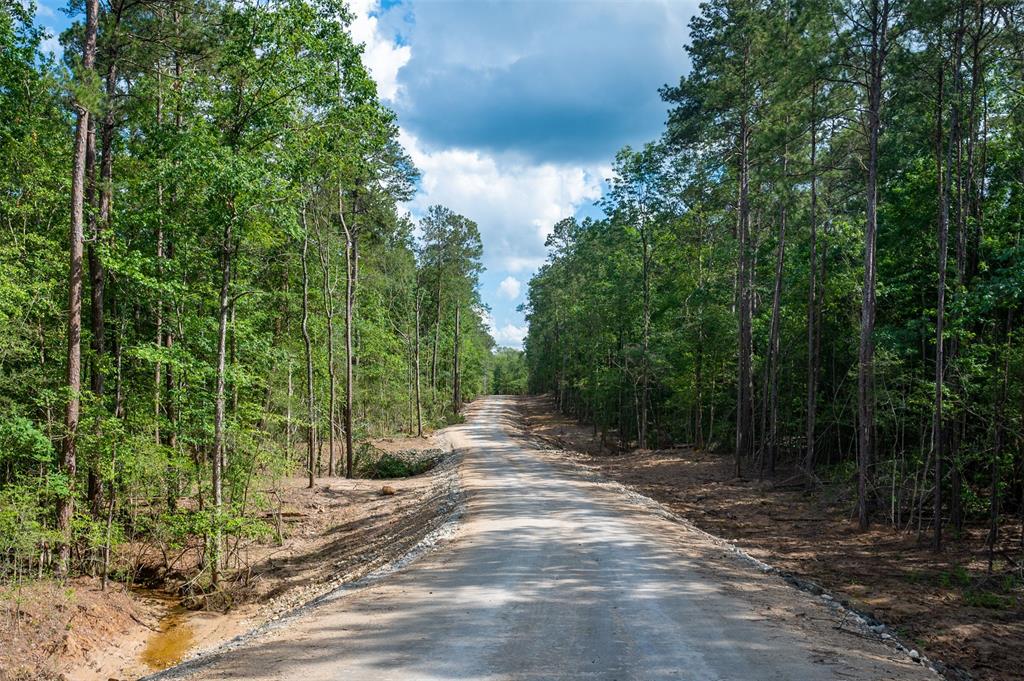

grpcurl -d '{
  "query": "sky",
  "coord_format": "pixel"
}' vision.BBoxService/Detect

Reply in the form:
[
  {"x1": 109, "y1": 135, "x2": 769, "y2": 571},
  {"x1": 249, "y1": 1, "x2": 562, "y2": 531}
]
[{"x1": 31, "y1": 0, "x2": 697, "y2": 350}]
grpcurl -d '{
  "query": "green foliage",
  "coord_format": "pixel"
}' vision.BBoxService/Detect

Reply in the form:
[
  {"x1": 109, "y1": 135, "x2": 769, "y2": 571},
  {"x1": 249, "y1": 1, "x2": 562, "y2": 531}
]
[
  {"x1": 491, "y1": 348, "x2": 527, "y2": 395},
  {"x1": 525, "y1": 0, "x2": 1024, "y2": 536},
  {"x1": 938, "y1": 566, "x2": 972, "y2": 589},
  {"x1": 0, "y1": 417, "x2": 55, "y2": 468},
  {"x1": 361, "y1": 453, "x2": 437, "y2": 480},
  {"x1": 0, "y1": 0, "x2": 492, "y2": 584},
  {"x1": 0, "y1": 483, "x2": 62, "y2": 572}
]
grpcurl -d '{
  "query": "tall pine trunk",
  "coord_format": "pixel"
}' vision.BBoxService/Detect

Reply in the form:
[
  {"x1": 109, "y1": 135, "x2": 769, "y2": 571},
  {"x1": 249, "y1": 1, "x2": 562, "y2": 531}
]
[
  {"x1": 156, "y1": 65, "x2": 164, "y2": 447},
  {"x1": 58, "y1": 0, "x2": 98, "y2": 574},
  {"x1": 934, "y1": 16, "x2": 963, "y2": 550},
  {"x1": 414, "y1": 291, "x2": 423, "y2": 436},
  {"x1": 805, "y1": 83, "x2": 820, "y2": 479},
  {"x1": 857, "y1": 0, "x2": 890, "y2": 530},
  {"x1": 452, "y1": 304, "x2": 462, "y2": 412},
  {"x1": 949, "y1": 4, "x2": 967, "y2": 538},
  {"x1": 735, "y1": 111, "x2": 754, "y2": 477},
  {"x1": 763, "y1": 190, "x2": 786, "y2": 477},
  {"x1": 640, "y1": 225, "x2": 651, "y2": 449}
]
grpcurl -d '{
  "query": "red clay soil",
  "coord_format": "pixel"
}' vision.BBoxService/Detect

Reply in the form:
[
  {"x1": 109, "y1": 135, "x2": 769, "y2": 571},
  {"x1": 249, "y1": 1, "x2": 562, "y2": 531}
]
[
  {"x1": 0, "y1": 579, "x2": 145, "y2": 680},
  {"x1": 517, "y1": 395, "x2": 1024, "y2": 681},
  {"x1": 0, "y1": 432, "x2": 455, "y2": 681}
]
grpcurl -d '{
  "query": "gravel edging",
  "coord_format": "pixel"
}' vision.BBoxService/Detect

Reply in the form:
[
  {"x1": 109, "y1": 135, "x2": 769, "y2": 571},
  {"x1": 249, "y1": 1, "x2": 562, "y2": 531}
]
[
  {"x1": 531, "y1": 444, "x2": 967, "y2": 681},
  {"x1": 140, "y1": 444, "x2": 465, "y2": 681}
]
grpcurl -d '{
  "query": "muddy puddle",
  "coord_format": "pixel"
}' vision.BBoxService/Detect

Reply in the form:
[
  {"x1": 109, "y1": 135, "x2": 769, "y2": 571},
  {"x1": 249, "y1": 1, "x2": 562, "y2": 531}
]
[{"x1": 136, "y1": 591, "x2": 195, "y2": 670}]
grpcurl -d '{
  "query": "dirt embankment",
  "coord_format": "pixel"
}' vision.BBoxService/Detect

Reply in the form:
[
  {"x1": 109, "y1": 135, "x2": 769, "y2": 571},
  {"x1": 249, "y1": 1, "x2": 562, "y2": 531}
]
[
  {"x1": 0, "y1": 433, "x2": 458, "y2": 681},
  {"x1": 516, "y1": 395, "x2": 1024, "y2": 681}
]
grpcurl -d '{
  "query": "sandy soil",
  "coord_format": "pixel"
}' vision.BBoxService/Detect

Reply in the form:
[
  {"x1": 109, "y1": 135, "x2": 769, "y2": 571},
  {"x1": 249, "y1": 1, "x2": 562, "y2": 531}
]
[
  {"x1": 516, "y1": 395, "x2": 1024, "y2": 681},
  {"x1": 0, "y1": 432, "x2": 456, "y2": 681}
]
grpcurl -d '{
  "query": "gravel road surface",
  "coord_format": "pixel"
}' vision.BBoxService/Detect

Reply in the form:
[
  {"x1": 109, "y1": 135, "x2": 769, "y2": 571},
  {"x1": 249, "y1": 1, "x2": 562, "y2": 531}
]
[{"x1": 176, "y1": 396, "x2": 936, "y2": 681}]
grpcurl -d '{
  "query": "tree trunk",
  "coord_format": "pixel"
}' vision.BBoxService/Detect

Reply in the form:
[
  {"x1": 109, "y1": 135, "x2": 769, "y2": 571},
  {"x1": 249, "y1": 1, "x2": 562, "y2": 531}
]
[
  {"x1": 949, "y1": 4, "x2": 967, "y2": 539},
  {"x1": 695, "y1": 320, "x2": 705, "y2": 450},
  {"x1": 156, "y1": 65, "x2": 164, "y2": 447},
  {"x1": 90, "y1": 59, "x2": 116, "y2": 398},
  {"x1": 58, "y1": 0, "x2": 98, "y2": 574},
  {"x1": 300, "y1": 211, "x2": 315, "y2": 489},
  {"x1": 640, "y1": 225, "x2": 650, "y2": 449},
  {"x1": 934, "y1": 18, "x2": 963, "y2": 550},
  {"x1": 88, "y1": 58, "x2": 118, "y2": 517},
  {"x1": 164, "y1": 16, "x2": 181, "y2": 457},
  {"x1": 452, "y1": 303, "x2": 462, "y2": 413},
  {"x1": 211, "y1": 216, "x2": 233, "y2": 586},
  {"x1": 805, "y1": 82, "x2": 821, "y2": 479},
  {"x1": 764, "y1": 190, "x2": 786, "y2": 476},
  {"x1": 341, "y1": 192, "x2": 356, "y2": 479},
  {"x1": 857, "y1": 0, "x2": 890, "y2": 530},
  {"x1": 735, "y1": 111, "x2": 754, "y2": 478},
  {"x1": 229, "y1": 300, "x2": 238, "y2": 424},
  {"x1": 317, "y1": 222, "x2": 337, "y2": 476},
  {"x1": 84, "y1": 113, "x2": 101, "y2": 518},
  {"x1": 415, "y1": 292, "x2": 423, "y2": 436},
  {"x1": 431, "y1": 274, "x2": 442, "y2": 399}
]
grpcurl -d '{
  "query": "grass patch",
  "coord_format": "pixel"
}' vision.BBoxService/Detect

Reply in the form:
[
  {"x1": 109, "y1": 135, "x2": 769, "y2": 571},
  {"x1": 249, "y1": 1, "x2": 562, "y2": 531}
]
[
  {"x1": 962, "y1": 589, "x2": 1012, "y2": 610},
  {"x1": 938, "y1": 565, "x2": 972, "y2": 589},
  {"x1": 925, "y1": 564, "x2": 1020, "y2": 610}
]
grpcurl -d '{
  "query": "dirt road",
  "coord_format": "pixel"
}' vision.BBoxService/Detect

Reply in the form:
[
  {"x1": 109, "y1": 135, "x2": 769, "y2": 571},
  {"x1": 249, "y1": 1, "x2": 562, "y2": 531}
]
[{"x1": 163, "y1": 396, "x2": 935, "y2": 680}]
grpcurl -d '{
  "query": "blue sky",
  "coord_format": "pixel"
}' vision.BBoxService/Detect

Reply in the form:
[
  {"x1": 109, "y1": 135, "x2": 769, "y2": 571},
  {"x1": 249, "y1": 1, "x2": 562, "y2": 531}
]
[
  {"x1": 30, "y1": 0, "x2": 697, "y2": 349},
  {"x1": 366, "y1": 0, "x2": 698, "y2": 348},
  {"x1": 31, "y1": 0, "x2": 69, "y2": 54}
]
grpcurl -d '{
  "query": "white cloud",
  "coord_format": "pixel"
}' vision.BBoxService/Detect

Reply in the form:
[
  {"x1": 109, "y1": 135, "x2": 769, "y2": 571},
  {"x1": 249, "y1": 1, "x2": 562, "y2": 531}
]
[
  {"x1": 390, "y1": 0, "x2": 696, "y2": 163},
  {"x1": 40, "y1": 33, "x2": 62, "y2": 58},
  {"x1": 497, "y1": 276, "x2": 521, "y2": 300},
  {"x1": 480, "y1": 309, "x2": 526, "y2": 349},
  {"x1": 400, "y1": 130, "x2": 605, "y2": 274},
  {"x1": 399, "y1": 130, "x2": 605, "y2": 353},
  {"x1": 32, "y1": 1, "x2": 56, "y2": 18},
  {"x1": 494, "y1": 323, "x2": 527, "y2": 349},
  {"x1": 348, "y1": 0, "x2": 411, "y2": 103}
]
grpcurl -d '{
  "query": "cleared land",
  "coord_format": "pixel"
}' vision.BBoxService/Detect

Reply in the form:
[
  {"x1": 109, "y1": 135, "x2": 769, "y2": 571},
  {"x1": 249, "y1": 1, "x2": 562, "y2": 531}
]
[
  {"x1": 163, "y1": 396, "x2": 934, "y2": 681},
  {"x1": 517, "y1": 395, "x2": 1023, "y2": 681}
]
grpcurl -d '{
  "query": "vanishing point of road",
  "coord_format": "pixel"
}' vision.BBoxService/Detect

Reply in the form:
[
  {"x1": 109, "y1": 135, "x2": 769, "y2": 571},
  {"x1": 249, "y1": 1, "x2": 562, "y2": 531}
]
[{"x1": 170, "y1": 396, "x2": 936, "y2": 681}]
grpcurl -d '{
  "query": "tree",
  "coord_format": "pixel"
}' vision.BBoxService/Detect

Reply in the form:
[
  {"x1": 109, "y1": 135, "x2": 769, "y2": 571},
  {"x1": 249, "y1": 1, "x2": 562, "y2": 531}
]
[
  {"x1": 58, "y1": 0, "x2": 98, "y2": 573},
  {"x1": 0, "y1": 0, "x2": 501, "y2": 587},
  {"x1": 524, "y1": 0, "x2": 1024, "y2": 564},
  {"x1": 664, "y1": 0, "x2": 775, "y2": 475},
  {"x1": 419, "y1": 206, "x2": 484, "y2": 415},
  {"x1": 847, "y1": 0, "x2": 902, "y2": 530}
]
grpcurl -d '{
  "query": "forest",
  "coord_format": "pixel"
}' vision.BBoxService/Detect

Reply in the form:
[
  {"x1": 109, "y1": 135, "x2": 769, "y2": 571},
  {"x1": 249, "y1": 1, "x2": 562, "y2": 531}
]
[
  {"x1": 524, "y1": 0, "x2": 1024, "y2": 553},
  {"x1": 0, "y1": 0, "x2": 493, "y2": 588},
  {"x1": 5, "y1": 0, "x2": 1024, "y2": 676}
]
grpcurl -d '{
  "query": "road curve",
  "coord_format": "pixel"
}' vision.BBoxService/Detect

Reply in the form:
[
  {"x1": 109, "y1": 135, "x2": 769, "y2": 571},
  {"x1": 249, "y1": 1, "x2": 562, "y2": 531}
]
[{"x1": 179, "y1": 396, "x2": 935, "y2": 681}]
